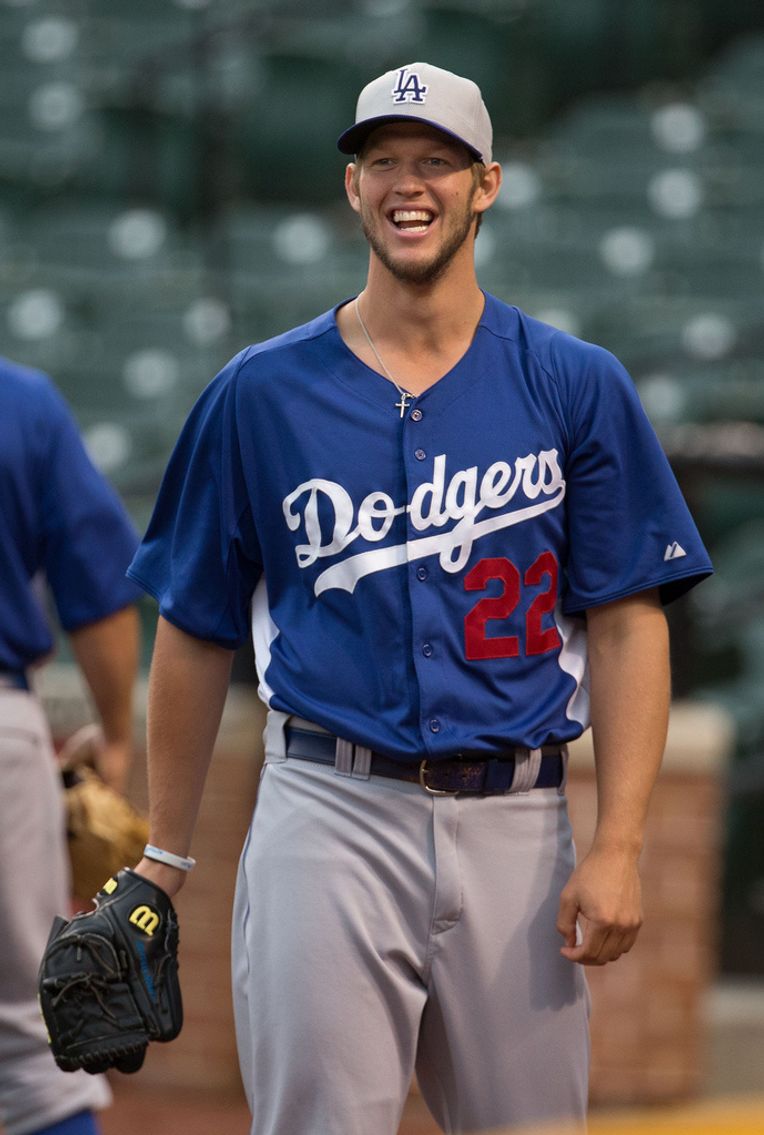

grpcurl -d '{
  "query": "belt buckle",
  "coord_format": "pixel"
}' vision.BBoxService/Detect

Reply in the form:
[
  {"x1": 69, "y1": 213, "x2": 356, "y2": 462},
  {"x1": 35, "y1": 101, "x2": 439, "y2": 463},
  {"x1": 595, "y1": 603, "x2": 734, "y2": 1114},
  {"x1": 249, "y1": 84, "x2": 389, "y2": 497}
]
[{"x1": 418, "y1": 759, "x2": 459, "y2": 796}]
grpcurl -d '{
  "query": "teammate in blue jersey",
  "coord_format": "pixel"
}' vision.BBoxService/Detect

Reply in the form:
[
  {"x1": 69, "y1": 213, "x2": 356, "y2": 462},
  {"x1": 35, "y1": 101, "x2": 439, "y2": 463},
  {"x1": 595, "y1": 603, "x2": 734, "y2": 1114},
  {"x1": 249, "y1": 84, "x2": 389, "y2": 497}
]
[
  {"x1": 129, "y1": 63, "x2": 712, "y2": 1133},
  {"x1": 0, "y1": 358, "x2": 141, "y2": 1135}
]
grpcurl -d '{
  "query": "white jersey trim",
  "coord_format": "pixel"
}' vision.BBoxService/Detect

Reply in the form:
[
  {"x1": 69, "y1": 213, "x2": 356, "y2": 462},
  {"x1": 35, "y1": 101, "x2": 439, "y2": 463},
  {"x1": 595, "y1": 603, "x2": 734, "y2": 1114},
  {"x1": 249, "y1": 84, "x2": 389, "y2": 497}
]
[
  {"x1": 251, "y1": 576, "x2": 278, "y2": 707},
  {"x1": 555, "y1": 604, "x2": 590, "y2": 730}
]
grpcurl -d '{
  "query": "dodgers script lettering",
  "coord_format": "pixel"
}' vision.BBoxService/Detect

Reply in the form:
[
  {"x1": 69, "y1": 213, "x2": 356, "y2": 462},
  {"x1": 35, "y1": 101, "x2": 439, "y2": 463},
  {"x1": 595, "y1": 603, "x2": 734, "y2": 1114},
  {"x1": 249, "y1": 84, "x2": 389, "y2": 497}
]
[{"x1": 282, "y1": 450, "x2": 566, "y2": 596}]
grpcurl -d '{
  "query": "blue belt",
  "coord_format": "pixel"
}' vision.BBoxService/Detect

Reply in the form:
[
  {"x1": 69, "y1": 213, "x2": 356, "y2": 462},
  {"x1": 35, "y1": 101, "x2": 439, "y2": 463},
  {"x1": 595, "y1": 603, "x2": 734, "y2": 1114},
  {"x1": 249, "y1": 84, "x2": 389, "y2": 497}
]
[
  {"x1": 0, "y1": 670, "x2": 29, "y2": 691},
  {"x1": 284, "y1": 726, "x2": 564, "y2": 795}
]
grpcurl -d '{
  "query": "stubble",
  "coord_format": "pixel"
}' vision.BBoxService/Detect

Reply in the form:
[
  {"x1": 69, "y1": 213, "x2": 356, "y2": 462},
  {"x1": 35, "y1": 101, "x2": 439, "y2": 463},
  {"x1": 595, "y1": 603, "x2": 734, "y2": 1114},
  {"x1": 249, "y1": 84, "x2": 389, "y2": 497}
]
[{"x1": 359, "y1": 198, "x2": 477, "y2": 286}]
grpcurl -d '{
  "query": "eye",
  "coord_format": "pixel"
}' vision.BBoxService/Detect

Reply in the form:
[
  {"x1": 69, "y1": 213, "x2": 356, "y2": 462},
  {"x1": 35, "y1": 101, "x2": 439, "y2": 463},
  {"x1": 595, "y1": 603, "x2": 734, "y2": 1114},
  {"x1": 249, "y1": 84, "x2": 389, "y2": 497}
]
[{"x1": 422, "y1": 156, "x2": 452, "y2": 170}]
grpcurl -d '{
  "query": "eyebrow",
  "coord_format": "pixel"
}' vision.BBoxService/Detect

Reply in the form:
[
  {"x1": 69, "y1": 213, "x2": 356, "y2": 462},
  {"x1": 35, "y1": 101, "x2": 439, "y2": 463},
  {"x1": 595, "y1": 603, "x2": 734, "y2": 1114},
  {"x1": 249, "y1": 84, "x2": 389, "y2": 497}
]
[{"x1": 361, "y1": 138, "x2": 465, "y2": 159}]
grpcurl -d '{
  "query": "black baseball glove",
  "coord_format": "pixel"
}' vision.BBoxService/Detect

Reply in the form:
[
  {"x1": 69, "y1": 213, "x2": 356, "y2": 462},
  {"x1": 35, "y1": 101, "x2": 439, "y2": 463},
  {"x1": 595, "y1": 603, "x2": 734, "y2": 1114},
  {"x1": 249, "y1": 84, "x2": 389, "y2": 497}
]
[{"x1": 38, "y1": 868, "x2": 183, "y2": 1074}]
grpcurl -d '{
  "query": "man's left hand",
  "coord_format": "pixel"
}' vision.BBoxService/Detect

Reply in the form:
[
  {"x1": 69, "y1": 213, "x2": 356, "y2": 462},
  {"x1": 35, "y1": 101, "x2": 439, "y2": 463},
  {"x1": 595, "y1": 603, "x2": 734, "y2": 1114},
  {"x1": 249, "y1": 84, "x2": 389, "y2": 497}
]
[{"x1": 556, "y1": 846, "x2": 643, "y2": 966}]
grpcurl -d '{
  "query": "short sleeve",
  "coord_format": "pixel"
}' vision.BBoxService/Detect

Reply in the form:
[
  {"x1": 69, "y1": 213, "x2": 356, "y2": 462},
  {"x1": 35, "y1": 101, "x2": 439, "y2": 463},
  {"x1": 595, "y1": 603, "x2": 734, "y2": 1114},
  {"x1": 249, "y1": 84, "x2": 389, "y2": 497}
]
[
  {"x1": 40, "y1": 382, "x2": 141, "y2": 631},
  {"x1": 127, "y1": 351, "x2": 263, "y2": 647},
  {"x1": 554, "y1": 337, "x2": 712, "y2": 613}
]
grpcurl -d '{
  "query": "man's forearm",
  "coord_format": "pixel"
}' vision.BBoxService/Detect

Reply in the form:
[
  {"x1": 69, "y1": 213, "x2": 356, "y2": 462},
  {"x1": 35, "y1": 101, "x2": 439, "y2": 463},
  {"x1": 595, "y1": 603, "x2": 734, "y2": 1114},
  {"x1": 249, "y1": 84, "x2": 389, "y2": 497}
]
[
  {"x1": 136, "y1": 616, "x2": 235, "y2": 896},
  {"x1": 557, "y1": 588, "x2": 670, "y2": 965},
  {"x1": 69, "y1": 604, "x2": 140, "y2": 790},
  {"x1": 587, "y1": 588, "x2": 670, "y2": 855}
]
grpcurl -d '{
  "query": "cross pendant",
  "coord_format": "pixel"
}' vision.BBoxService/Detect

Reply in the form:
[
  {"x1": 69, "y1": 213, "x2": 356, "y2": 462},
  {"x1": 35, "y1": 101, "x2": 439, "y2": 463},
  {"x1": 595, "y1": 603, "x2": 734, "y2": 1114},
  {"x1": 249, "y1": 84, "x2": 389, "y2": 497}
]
[{"x1": 395, "y1": 391, "x2": 412, "y2": 418}]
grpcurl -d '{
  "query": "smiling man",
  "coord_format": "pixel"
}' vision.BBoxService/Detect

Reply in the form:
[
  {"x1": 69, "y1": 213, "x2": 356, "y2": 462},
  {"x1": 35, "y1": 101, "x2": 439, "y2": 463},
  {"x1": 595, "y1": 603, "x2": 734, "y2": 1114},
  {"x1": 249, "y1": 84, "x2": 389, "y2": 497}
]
[
  {"x1": 346, "y1": 120, "x2": 492, "y2": 285},
  {"x1": 110, "y1": 63, "x2": 714, "y2": 1134}
]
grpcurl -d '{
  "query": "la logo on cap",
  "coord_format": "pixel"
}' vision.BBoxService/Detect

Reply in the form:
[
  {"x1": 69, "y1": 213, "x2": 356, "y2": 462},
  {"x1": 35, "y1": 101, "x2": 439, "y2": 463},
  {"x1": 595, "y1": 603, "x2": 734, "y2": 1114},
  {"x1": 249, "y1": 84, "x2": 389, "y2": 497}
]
[
  {"x1": 391, "y1": 67, "x2": 428, "y2": 105},
  {"x1": 337, "y1": 61, "x2": 494, "y2": 163}
]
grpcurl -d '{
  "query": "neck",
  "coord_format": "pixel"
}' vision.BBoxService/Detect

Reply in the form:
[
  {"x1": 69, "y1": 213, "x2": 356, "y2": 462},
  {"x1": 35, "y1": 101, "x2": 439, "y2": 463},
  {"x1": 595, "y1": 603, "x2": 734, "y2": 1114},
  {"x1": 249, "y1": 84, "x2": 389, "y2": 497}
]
[
  {"x1": 362, "y1": 256, "x2": 485, "y2": 351},
  {"x1": 335, "y1": 254, "x2": 486, "y2": 397}
]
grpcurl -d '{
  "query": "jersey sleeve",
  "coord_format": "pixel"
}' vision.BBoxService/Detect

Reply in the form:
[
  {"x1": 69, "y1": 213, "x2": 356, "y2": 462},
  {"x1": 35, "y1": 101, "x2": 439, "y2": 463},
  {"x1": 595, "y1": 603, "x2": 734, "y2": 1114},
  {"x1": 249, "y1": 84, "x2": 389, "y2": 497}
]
[
  {"x1": 552, "y1": 336, "x2": 713, "y2": 614},
  {"x1": 40, "y1": 380, "x2": 142, "y2": 632},
  {"x1": 127, "y1": 351, "x2": 263, "y2": 648}
]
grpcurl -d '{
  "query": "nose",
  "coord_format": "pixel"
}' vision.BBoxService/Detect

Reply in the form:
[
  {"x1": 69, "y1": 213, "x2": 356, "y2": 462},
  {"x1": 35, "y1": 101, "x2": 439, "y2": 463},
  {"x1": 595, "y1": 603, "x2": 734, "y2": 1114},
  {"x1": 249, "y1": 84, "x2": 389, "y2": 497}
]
[{"x1": 392, "y1": 160, "x2": 426, "y2": 196}]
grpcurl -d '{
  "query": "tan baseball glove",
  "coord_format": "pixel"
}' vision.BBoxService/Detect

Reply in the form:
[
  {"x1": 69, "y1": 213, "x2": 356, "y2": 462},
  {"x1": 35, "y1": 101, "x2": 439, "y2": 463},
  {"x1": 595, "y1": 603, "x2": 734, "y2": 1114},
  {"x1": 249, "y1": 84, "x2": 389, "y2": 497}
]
[{"x1": 59, "y1": 725, "x2": 148, "y2": 900}]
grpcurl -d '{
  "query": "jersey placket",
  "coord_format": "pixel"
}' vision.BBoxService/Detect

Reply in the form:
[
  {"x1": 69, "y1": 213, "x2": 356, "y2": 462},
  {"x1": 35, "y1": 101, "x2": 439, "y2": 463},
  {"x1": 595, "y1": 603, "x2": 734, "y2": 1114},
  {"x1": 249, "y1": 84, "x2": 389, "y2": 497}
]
[{"x1": 400, "y1": 402, "x2": 450, "y2": 755}]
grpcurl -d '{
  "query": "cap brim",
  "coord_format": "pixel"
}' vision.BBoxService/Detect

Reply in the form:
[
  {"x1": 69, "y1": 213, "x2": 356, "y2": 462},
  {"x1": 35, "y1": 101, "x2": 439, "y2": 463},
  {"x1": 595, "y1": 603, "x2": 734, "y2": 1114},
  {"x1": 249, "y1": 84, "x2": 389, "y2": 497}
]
[{"x1": 337, "y1": 115, "x2": 484, "y2": 161}]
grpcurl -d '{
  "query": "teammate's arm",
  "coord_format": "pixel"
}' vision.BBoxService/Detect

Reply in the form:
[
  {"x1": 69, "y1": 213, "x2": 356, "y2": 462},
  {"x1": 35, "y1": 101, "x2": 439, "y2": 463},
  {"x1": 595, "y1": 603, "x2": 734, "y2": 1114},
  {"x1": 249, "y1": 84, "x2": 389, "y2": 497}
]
[
  {"x1": 69, "y1": 603, "x2": 140, "y2": 793},
  {"x1": 556, "y1": 588, "x2": 670, "y2": 966},
  {"x1": 133, "y1": 616, "x2": 235, "y2": 898}
]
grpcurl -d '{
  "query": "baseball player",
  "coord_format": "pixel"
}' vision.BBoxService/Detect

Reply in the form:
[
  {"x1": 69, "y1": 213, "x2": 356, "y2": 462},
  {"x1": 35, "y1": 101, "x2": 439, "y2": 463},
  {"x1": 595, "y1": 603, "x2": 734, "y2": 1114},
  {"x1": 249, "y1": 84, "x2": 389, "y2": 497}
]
[
  {"x1": 128, "y1": 63, "x2": 712, "y2": 1134},
  {"x1": 0, "y1": 357, "x2": 141, "y2": 1135}
]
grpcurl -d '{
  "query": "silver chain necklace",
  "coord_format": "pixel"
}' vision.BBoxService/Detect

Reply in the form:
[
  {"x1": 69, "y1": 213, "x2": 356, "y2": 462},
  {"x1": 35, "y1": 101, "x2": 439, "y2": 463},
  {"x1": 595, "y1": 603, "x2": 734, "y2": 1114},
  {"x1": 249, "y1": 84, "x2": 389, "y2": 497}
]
[{"x1": 354, "y1": 298, "x2": 415, "y2": 418}]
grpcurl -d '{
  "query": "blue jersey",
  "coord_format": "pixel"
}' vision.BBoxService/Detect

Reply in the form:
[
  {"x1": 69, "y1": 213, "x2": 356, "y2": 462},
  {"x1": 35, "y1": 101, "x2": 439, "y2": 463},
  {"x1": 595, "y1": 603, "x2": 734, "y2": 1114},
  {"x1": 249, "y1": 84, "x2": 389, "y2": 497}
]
[
  {"x1": 128, "y1": 293, "x2": 712, "y2": 758},
  {"x1": 0, "y1": 358, "x2": 141, "y2": 671}
]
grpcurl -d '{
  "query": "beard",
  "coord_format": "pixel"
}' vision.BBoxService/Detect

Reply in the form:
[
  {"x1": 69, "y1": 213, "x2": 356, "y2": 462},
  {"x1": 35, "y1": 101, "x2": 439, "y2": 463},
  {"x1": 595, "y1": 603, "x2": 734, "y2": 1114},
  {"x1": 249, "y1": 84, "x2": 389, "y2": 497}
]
[{"x1": 359, "y1": 200, "x2": 477, "y2": 285}]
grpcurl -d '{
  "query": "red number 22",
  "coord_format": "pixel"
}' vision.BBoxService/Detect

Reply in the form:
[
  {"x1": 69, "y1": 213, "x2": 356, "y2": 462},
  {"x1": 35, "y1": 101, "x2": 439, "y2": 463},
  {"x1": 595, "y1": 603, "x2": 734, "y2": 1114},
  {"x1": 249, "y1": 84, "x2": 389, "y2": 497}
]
[{"x1": 464, "y1": 551, "x2": 562, "y2": 661}]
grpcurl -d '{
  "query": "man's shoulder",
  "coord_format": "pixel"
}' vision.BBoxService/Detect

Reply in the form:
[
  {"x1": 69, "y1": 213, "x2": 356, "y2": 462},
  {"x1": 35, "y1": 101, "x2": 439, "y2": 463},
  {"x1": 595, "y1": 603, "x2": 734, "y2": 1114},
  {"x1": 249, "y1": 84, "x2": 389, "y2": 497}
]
[
  {"x1": 0, "y1": 355, "x2": 54, "y2": 396},
  {"x1": 0, "y1": 356, "x2": 67, "y2": 430},
  {"x1": 482, "y1": 294, "x2": 623, "y2": 386},
  {"x1": 236, "y1": 308, "x2": 338, "y2": 374},
  {"x1": 485, "y1": 296, "x2": 607, "y2": 361}
]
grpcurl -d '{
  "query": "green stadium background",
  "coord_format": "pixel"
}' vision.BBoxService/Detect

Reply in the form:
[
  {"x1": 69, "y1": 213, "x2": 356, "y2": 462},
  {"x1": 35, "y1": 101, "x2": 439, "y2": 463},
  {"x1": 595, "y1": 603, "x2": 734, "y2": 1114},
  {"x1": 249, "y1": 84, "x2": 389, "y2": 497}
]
[{"x1": 2, "y1": 0, "x2": 763, "y2": 1024}]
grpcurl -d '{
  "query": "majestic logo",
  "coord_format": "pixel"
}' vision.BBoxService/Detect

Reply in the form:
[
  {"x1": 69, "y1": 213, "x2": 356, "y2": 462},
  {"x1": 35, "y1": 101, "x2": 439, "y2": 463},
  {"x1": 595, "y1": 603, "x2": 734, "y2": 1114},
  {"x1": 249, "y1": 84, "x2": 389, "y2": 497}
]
[
  {"x1": 129, "y1": 905, "x2": 160, "y2": 936},
  {"x1": 391, "y1": 67, "x2": 428, "y2": 104},
  {"x1": 664, "y1": 541, "x2": 687, "y2": 561},
  {"x1": 283, "y1": 450, "x2": 565, "y2": 597}
]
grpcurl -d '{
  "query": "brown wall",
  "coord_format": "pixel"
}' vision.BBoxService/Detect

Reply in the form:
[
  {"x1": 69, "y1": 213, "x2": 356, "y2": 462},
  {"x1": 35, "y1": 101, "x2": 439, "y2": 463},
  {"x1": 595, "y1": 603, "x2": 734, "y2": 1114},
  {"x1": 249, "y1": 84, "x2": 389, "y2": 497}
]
[{"x1": 567, "y1": 706, "x2": 731, "y2": 1105}]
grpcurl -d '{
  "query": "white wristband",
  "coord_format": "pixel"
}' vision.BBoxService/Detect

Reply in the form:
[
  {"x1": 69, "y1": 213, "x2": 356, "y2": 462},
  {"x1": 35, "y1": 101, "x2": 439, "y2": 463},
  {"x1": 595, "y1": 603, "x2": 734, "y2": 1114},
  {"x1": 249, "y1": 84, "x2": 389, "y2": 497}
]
[{"x1": 143, "y1": 844, "x2": 197, "y2": 872}]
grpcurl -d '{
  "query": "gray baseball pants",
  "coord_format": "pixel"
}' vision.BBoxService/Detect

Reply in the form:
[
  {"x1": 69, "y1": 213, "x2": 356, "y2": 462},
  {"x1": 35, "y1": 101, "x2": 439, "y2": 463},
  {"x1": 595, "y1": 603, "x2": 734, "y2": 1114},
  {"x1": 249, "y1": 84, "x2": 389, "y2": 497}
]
[
  {"x1": 232, "y1": 713, "x2": 590, "y2": 1135},
  {"x1": 0, "y1": 689, "x2": 110, "y2": 1135}
]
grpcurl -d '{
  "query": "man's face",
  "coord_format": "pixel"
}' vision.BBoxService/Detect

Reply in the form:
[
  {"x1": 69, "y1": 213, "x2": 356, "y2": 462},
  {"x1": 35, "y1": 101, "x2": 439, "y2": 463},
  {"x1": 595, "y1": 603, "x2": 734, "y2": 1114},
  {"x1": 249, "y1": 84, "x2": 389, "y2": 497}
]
[{"x1": 346, "y1": 122, "x2": 483, "y2": 285}]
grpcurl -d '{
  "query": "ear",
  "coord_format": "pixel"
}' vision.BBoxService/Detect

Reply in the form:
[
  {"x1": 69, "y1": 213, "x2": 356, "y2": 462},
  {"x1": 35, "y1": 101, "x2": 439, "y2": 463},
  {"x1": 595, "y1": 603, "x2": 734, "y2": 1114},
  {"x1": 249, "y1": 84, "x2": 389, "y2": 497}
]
[
  {"x1": 344, "y1": 162, "x2": 361, "y2": 214},
  {"x1": 473, "y1": 161, "x2": 502, "y2": 217}
]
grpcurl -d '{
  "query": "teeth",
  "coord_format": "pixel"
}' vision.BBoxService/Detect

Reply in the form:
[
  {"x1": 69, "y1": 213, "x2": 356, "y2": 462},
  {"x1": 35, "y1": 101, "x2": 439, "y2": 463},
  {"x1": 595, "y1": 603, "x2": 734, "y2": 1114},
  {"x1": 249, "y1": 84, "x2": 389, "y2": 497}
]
[{"x1": 392, "y1": 210, "x2": 433, "y2": 231}]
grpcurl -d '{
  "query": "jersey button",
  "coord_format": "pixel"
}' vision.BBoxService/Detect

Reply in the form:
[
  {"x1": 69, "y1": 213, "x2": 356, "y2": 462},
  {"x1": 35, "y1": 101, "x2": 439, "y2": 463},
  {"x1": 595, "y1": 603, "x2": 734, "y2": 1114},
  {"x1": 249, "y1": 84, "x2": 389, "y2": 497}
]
[
  {"x1": 422, "y1": 642, "x2": 433, "y2": 657},
  {"x1": 410, "y1": 408, "x2": 423, "y2": 422},
  {"x1": 429, "y1": 718, "x2": 441, "y2": 734},
  {"x1": 416, "y1": 565, "x2": 429, "y2": 581},
  {"x1": 415, "y1": 448, "x2": 426, "y2": 461}
]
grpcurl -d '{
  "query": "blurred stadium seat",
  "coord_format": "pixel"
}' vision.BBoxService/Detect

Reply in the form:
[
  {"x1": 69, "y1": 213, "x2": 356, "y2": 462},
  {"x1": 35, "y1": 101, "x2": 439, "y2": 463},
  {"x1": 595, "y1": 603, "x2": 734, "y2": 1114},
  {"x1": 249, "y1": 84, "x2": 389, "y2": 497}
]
[{"x1": 698, "y1": 32, "x2": 764, "y2": 125}]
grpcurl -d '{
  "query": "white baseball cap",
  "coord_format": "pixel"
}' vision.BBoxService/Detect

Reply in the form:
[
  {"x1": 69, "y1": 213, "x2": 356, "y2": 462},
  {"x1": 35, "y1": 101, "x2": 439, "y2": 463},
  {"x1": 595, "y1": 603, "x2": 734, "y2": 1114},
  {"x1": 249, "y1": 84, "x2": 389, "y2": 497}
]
[{"x1": 337, "y1": 62, "x2": 493, "y2": 163}]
